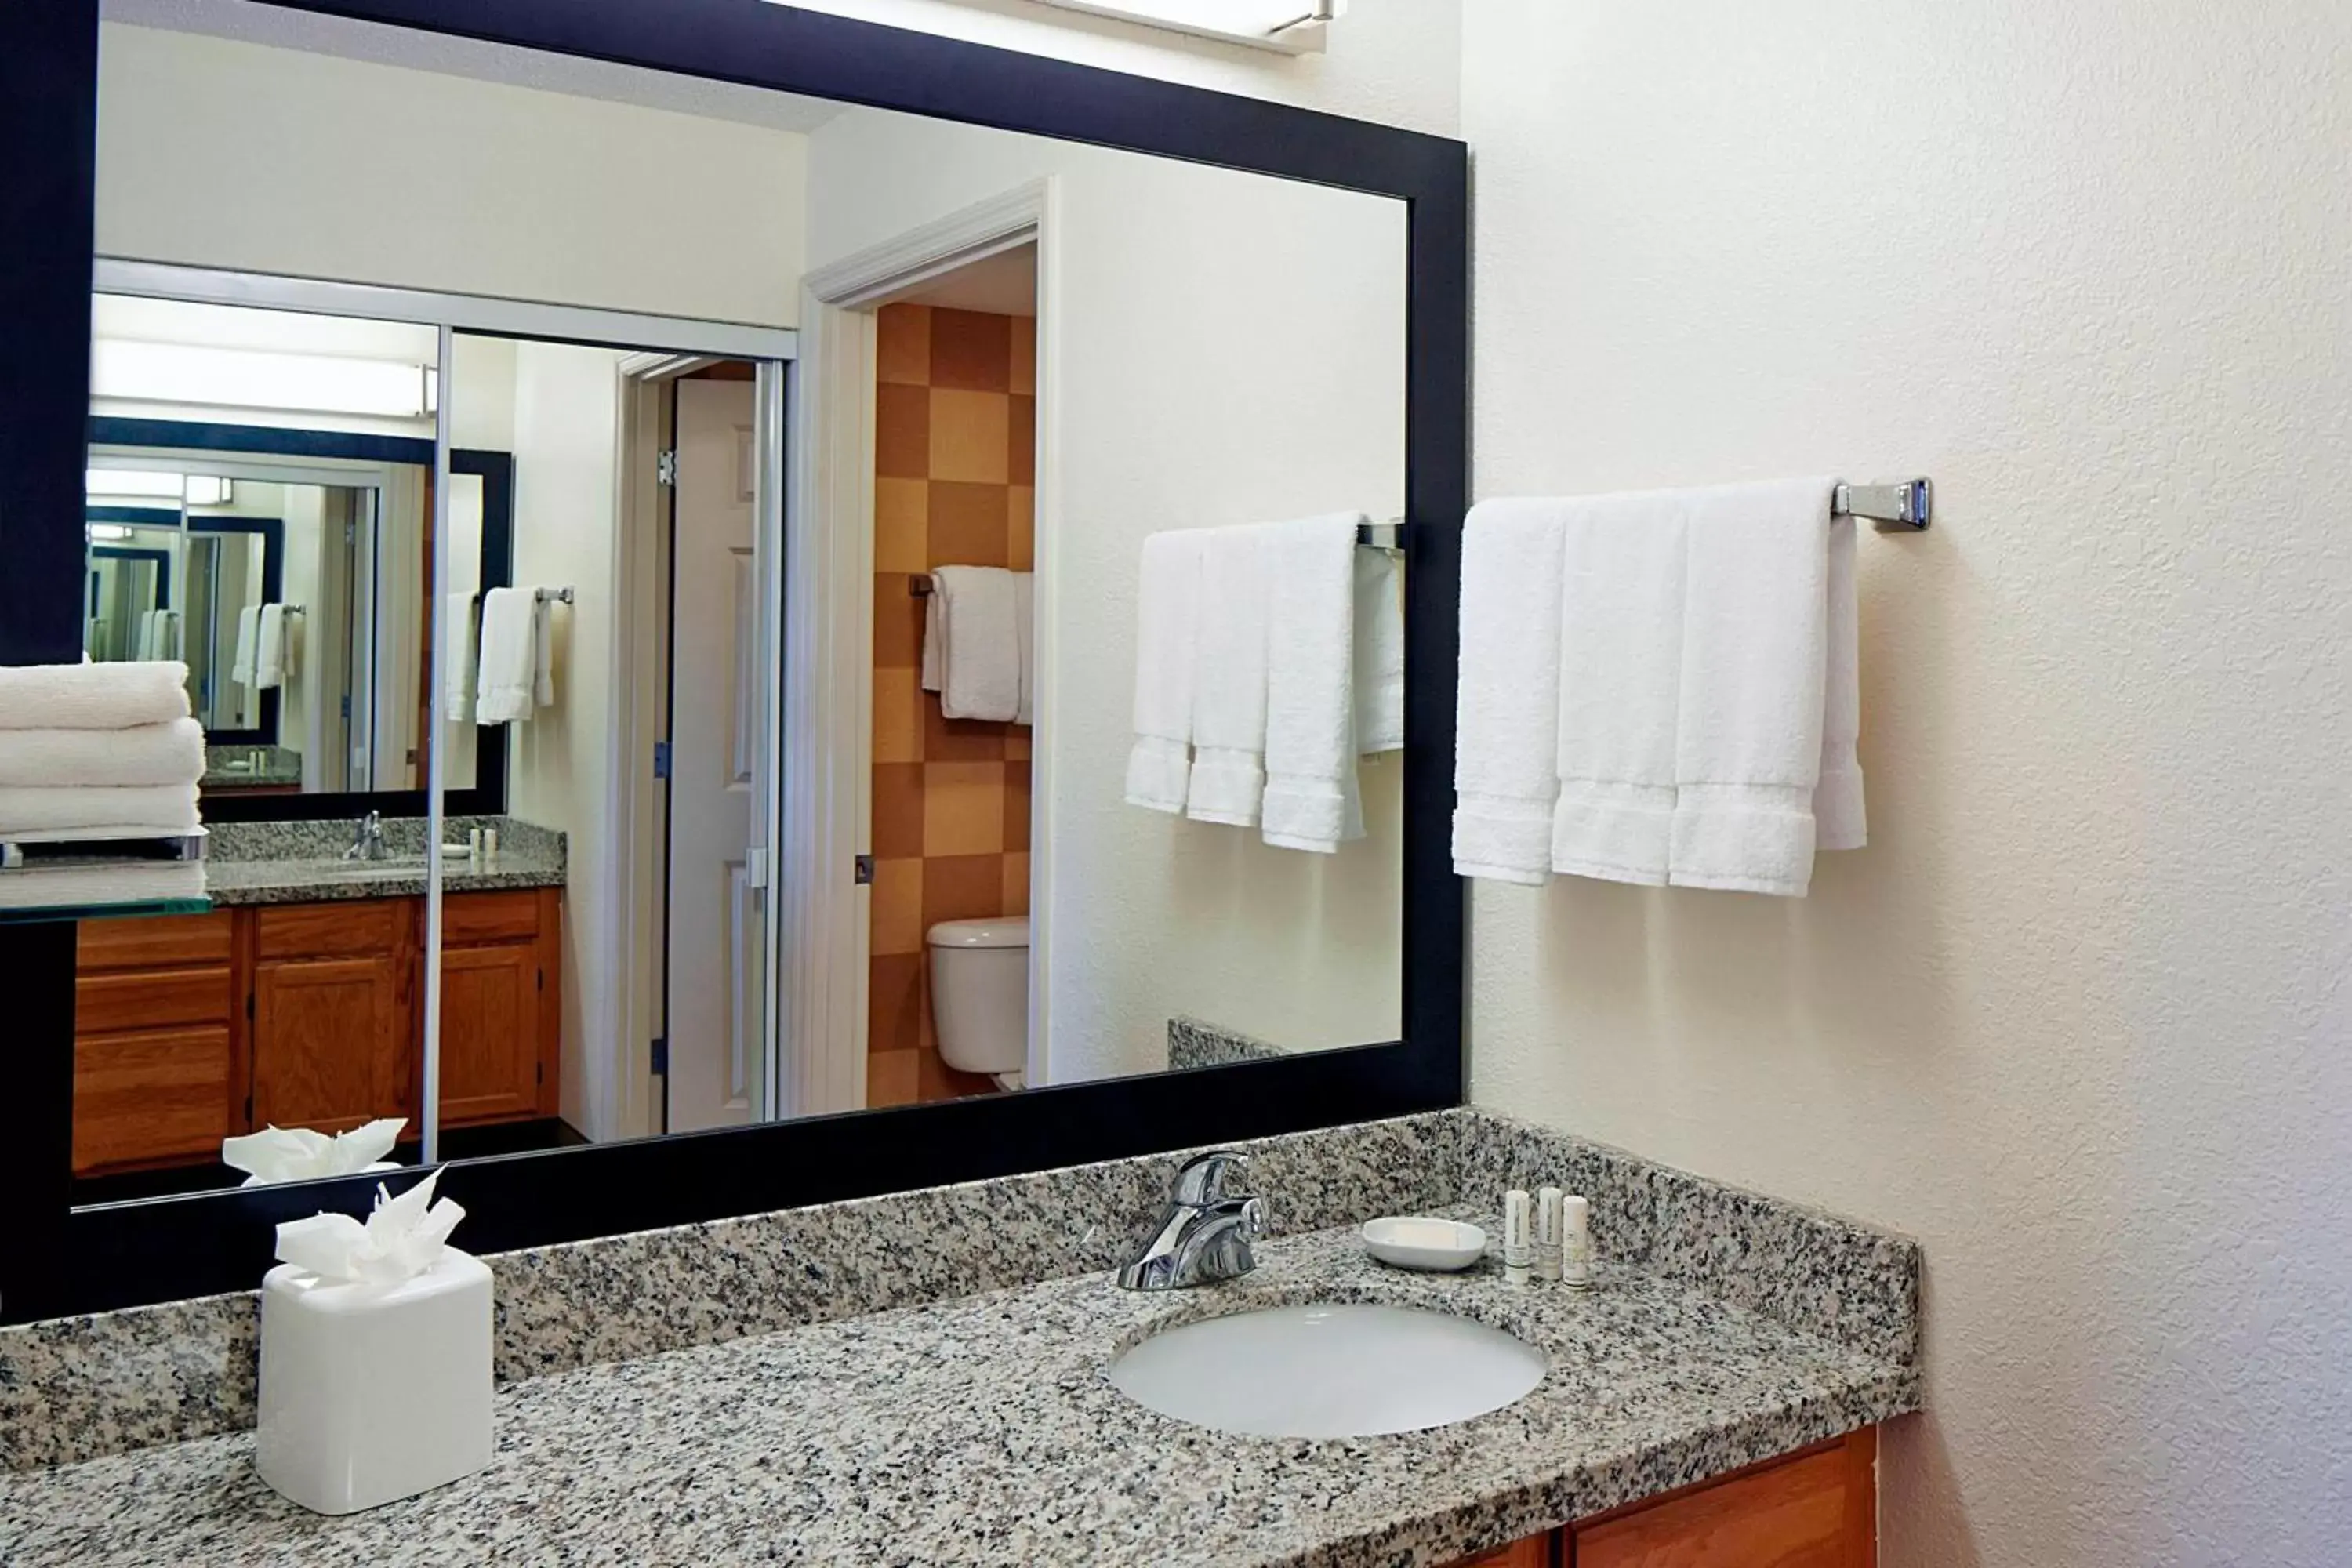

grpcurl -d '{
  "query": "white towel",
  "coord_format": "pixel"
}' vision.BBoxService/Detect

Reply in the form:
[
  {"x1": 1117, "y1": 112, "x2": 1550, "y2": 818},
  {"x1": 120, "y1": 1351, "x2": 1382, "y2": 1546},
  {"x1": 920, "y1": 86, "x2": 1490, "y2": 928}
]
[
  {"x1": 443, "y1": 593, "x2": 480, "y2": 724},
  {"x1": 0, "y1": 860, "x2": 205, "y2": 913},
  {"x1": 1451, "y1": 499, "x2": 1568, "y2": 884},
  {"x1": 1125, "y1": 532, "x2": 1206, "y2": 814},
  {"x1": 0, "y1": 718, "x2": 205, "y2": 788},
  {"x1": 0, "y1": 782, "x2": 201, "y2": 838},
  {"x1": 1261, "y1": 514, "x2": 1368, "y2": 853},
  {"x1": 1185, "y1": 524, "x2": 1272, "y2": 827},
  {"x1": 1353, "y1": 544, "x2": 1405, "y2": 756},
  {"x1": 0, "y1": 661, "x2": 189, "y2": 731},
  {"x1": 1813, "y1": 516, "x2": 1867, "y2": 851},
  {"x1": 475, "y1": 587, "x2": 541, "y2": 725},
  {"x1": 924, "y1": 566, "x2": 1025, "y2": 724},
  {"x1": 1550, "y1": 489, "x2": 1690, "y2": 887},
  {"x1": 253, "y1": 604, "x2": 291, "y2": 690},
  {"x1": 1668, "y1": 477, "x2": 1838, "y2": 896},
  {"x1": 1013, "y1": 572, "x2": 1036, "y2": 728},
  {"x1": 230, "y1": 604, "x2": 262, "y2": 689}
]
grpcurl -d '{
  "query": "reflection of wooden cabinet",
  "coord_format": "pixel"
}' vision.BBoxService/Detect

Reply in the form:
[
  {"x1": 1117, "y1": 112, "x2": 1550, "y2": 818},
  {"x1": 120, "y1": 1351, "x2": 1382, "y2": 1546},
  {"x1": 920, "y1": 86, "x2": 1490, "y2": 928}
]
[
  {"x1": 1446, "y1": 1428, "x2": 1877, "y2": 1568},
  {"x1": 71, "y1": 889, "x2": 561, "y2": 1174}
]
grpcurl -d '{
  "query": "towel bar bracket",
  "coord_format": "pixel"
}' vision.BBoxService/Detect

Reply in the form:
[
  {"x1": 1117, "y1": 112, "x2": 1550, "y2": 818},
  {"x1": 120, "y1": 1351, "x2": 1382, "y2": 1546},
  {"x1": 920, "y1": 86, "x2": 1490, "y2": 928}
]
[{"x1": 1834, "y1": 478, "x2": 1933, "y2": 532}]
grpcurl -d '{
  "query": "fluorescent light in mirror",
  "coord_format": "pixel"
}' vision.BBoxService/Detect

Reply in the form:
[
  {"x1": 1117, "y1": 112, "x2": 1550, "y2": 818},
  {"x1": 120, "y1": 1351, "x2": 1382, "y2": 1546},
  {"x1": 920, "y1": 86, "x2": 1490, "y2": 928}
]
[
  {"x1": 91, "y1": 339, "x2": 432, "y2": 419},
  {"x1": 83, "y1": 470, "x2": 234, "y2": 506},
  {"x1": 1022, "y1": 0, "x2": 1337, "y2": 52},
  {"x1": 87, "y1": 523, "x2": 134, "y2": 541}
]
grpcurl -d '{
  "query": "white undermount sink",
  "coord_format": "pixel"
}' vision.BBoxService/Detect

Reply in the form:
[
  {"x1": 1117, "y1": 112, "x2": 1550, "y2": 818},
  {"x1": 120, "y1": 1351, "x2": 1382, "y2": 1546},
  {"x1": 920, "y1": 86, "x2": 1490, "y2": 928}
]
[{"x1": 1105, "y1": 1303, "x2": 1547, "y2": 1439}]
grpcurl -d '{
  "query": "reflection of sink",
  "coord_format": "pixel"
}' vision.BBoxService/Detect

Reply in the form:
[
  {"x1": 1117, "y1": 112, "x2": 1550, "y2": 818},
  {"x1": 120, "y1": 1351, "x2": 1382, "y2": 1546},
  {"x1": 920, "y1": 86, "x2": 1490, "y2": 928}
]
[{"x1": 1105, "y1": 1303, "x2": 1547, "y2": 1438}]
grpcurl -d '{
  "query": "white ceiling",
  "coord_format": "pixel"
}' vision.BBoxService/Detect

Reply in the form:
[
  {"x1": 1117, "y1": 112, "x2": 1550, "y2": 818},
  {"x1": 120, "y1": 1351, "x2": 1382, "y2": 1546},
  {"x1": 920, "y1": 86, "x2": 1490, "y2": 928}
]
[
  {"x1": 898, "y1": 245, "x2": 1039, "y2": 318},
  {"x1": 101, "y1": 0, "x2": 851, "y2": 134}
]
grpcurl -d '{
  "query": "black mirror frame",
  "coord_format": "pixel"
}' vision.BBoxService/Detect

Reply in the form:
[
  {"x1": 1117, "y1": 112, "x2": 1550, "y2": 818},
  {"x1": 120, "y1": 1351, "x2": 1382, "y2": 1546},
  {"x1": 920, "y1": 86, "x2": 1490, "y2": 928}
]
[{"x1": 0, "y1": 0, "x2": 1467, "y2": 1322}]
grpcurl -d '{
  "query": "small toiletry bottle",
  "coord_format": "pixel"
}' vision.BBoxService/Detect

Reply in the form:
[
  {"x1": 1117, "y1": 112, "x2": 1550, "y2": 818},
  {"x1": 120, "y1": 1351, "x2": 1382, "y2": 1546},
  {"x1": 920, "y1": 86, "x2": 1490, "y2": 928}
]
[
  {"x1": 1503, "y1": 1189, "x2": 1533, "y2": 1285},
  {"x1": 484, "y1": 827, "x2": 499, "y2": 865},
  {"x1": 467, "y1": 827, "x2": 483, "y2": 864},
  {"x1": 1537, "y1": 1187, "x2": 1564, "y2": 1282},
  {"x1": 1562, "y1": 1195, "x2": 1593, "y2": 1290}
]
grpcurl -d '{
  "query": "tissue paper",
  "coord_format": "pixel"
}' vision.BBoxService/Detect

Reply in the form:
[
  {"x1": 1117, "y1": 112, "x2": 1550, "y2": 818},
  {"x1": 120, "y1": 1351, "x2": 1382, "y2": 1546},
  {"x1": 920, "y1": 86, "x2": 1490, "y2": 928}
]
[
  {"x1": 274, "y1": 1169, "x2": 467, "y2": 1287},
  {"x1": 223, "y1": 1119, "x2": 406, "y2": 1186}
]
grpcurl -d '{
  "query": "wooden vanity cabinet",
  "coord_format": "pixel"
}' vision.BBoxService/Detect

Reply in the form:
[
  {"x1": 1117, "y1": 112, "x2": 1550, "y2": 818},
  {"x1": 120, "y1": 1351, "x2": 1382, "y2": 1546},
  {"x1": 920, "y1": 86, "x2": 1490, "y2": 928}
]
[
  {"x1": 1450, "y1": 1427, "x2": 1876, "y2": 1568},
  {"x1": 71, "y1": 888, "x2": 561, "y2": 1174}
]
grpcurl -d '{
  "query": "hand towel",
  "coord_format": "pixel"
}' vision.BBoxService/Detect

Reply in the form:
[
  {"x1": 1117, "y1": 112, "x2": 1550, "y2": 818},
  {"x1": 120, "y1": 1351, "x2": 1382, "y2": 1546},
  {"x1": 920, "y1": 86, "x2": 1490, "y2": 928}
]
[
  {"x1": 1668, "y1": 477, "x2": 1837, "y2": 896},
  {"x1": 1550, "y1": 489, "x2": 1690, "y2": 887},
  {"x1": 1813, "y1": 515, "x2": 1867, "y2": 851},
  {"x1": 1261, "y1": 514, "x2": 1368, "y2": 853},
  {"x1": 1353, "y1": 544, "x2": 1405, "y2": 756},
  {"x1": 230, "y1": 604, "x2": 261, "y2": 688},
  {"x1": 1185, "y1": 524, "x2": 1272, "y2": 826},
  {"x1": 926, "y1": 565, "x2": 1024, "y2": 723},
  {"x1": 1451, "y1": 499, "x2": 1568, "y2": 883},
  {"x1": 0, "y1": 781, "x2": 201, "y2": 838},
  {"x1": 0, "y1": 661, "x2": 189, "y2": 731},
  {"x1": 475, "y1": 587, "x2": 540, "y2": 725},
  {"x1": 1013, "y1": 571, "x2": 1036, "y2": 728},
  {"x1": 254, "y1": 604, "x2": 290, "y2": 690},
  {"x1": 0, "y1": 859, "x2": 205, "y2": 913},
  {"x1": 0, "y1": 718, "x2": 205, "y2": 788},
  {"x1": 1125, "y1": 531, "x2": 1206, "y2": 813},
  {"x1": 443, "y1": 593, "x2": 480, "y2": 724}
]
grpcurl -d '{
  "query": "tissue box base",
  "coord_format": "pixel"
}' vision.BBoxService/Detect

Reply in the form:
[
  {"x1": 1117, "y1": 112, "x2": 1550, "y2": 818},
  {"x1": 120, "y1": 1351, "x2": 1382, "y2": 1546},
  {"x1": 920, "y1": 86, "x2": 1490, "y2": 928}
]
[{"x1": 256, "y1": 1250, "x2": 494, "y2": 1515}]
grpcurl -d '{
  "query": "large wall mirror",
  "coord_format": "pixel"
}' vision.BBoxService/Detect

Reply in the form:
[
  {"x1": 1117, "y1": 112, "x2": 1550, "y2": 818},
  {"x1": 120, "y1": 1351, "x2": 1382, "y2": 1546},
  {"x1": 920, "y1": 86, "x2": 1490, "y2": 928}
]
[{"x1": 10, "y1": 0, "x2": 1465, "y2": 1317}]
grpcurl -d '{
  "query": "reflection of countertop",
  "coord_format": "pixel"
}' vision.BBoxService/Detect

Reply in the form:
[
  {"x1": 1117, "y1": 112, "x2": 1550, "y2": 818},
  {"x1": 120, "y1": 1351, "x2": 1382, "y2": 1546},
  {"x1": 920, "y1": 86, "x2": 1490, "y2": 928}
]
[
  {"x1": 202, "y1": 852, "x2": 565, "y2": 906},
  {"x1": 0, "y1": 1113, "x2": 1919, "y2": 1567}
]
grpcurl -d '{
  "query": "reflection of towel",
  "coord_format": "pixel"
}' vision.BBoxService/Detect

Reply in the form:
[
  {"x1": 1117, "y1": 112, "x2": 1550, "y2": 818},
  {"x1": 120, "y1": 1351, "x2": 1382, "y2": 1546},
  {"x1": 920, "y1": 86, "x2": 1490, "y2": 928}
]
[
  {"x1": 1185, "y1": 525, "x2": 1272, "y2": 826},
  {"x1": 1125, "y1": 532, "x2": 1205, "y2": 814},
  {"x1": 1261, "y1": 514, "x2": 1367, "y2": 854},
  {"x1": 443, "y1": 593, "x2": 479, "y2": 723},
  {"x1": 923, "y1": 566, "x2": 1025, "y2": 723},
  {"x1": 0, "y1": 782, "x2": 201, "y2": 838},
  {"x1": 1352, "y1": 545, "x2": 1404, "y2": 755},
  {"x1": 0, "y1": 661, "x2": 189, "y2": 730},
  {"x1": 0, "y1": 718, "x2": 205, "y2": 787},
  {"x1": 231, "y1": 604, "x2": 261, "y2": 688},
  {"x1": 476, "y1": 587, "x2": 545, "y2": 724},
  {"x1": 253, "y1": 604, "x2": 290, "y2": 690}
]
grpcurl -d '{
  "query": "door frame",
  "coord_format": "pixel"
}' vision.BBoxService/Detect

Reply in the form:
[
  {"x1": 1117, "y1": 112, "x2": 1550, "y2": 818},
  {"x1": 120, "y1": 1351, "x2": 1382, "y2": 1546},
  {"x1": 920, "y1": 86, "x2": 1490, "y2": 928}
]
[{"x1": 786, "y1": 180, "x2": 1054, "y2": 1119}]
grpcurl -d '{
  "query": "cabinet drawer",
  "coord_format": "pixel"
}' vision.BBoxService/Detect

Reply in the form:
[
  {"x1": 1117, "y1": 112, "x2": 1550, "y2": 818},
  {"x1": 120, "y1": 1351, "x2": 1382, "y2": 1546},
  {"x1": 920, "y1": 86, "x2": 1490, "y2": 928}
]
[
  {"x1": 256, "y1": 899, "x2": 408, "y2": 960},
  {"x1": 76, "y1": 965, "x2": 234, "y2": 1033},
  {"x1": 444, "y1": 890, "x2": 542, "y2": 946},
  {"x1": 73, "y1": 1025, "x2": 235, "y2": 1172},
  {"x1": 76, "y1": 911, "x2": 233, "y2": 972}
]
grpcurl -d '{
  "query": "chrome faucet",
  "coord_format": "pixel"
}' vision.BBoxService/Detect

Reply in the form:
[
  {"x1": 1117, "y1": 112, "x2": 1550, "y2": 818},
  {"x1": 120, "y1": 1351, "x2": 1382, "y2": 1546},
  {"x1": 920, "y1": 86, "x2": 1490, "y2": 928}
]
[
  {"x1": 344, "y1": 810, "x2": 387, "y2": 862},
  {"x1": 1116, "y1": 1151, "x2": 1267, "y2": 1290}
]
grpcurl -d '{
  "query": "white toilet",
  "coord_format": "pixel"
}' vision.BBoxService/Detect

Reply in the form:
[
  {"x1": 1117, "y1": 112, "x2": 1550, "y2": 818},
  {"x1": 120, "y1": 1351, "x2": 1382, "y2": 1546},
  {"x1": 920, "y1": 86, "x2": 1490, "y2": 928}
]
[{"x1": 925, "y1": 916, "x2": 1029, "y2": 1091}]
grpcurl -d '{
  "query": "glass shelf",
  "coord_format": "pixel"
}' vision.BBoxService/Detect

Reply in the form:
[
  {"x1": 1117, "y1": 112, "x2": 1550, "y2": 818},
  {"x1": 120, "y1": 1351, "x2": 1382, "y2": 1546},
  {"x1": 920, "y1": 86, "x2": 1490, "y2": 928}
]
[{"x1": 0, "y1": 895, "x2": 213, "y2": 925}]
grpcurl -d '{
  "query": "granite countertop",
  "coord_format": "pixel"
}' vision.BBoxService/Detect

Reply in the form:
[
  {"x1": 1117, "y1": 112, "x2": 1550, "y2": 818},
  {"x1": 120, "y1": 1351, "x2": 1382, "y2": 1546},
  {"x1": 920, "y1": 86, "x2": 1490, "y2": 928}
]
[
  {"x1": 0, "y1": 1213, "x2": 1915, "y2": 1568},
  {"x1": 202, "y1": 851, "x2": 565, "y2": 906}
]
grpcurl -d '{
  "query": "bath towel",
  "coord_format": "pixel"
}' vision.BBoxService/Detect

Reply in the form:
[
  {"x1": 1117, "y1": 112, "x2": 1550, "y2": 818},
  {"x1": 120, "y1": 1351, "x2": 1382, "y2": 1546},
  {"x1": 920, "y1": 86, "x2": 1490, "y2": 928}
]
[
  {"x1": 1451, "y1": 499, "x2": 1568, "y2": 883},
  {"x1": 0, "y1": 718, "x2": 205, "y2": 789},
  {"x1": 1125, "y1": 531, "x2": 1207, "y2": 814},
  {"x1": 0, "y1": 661, "x2": 189, "y2": 731}
]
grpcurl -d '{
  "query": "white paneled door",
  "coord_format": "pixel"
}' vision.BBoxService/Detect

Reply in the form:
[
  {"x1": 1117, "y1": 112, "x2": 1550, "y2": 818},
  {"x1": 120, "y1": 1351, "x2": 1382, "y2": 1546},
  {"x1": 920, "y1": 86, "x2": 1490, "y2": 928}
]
[{"x1": 666, "y1": 377, "x2": 766, "y2": 1133}]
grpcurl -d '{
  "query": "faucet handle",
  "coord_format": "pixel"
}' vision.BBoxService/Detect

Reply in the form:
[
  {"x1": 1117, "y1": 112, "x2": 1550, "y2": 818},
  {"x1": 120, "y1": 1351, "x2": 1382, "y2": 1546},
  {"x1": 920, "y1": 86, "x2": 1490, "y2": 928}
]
[{"x1": 1172, "y1": 1150, "x2": 1250, "y2": 1205}]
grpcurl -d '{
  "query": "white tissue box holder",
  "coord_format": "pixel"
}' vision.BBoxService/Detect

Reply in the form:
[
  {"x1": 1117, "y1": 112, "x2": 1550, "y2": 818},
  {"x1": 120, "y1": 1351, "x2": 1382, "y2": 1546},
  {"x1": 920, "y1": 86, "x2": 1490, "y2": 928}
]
[{"x1": 255, "y1": 1249, "x2": 494, "y2": 1515}]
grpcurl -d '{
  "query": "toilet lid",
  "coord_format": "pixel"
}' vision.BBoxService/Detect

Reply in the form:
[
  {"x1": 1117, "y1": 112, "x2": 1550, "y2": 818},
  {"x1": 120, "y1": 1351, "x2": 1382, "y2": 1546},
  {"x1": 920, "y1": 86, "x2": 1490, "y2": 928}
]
[{"x1": 926, "y1": 916, "x2": 1030, "y2": 949}]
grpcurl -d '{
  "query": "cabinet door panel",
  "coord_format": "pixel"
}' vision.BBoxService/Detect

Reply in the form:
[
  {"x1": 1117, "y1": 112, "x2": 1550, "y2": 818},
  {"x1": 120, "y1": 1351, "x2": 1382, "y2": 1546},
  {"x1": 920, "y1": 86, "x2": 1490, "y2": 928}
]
[
  {"x1": 438, "y1": 942, "x2": 541, "y2": 1126},
  {"x1": 1571, "y1": 1432, "x2": 1873, "y2": 1568},
  {"x1": 73, "y1": 1025, "x2": 235, "y2": 1172},
  {"x1": 252, "y1": 956, "x2": 408, "y2": 1134},
  {"x1": 1453, "y1": 1534, "x2": 1552, "y2": 1567}
]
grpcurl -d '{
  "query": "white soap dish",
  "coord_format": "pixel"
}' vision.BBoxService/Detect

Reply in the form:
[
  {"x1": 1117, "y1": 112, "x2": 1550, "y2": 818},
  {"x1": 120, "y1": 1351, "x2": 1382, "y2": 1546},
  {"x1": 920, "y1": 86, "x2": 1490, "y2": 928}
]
[{"x1": 1360, "y1": 1216, "x2": 1488, "y2": 1273}]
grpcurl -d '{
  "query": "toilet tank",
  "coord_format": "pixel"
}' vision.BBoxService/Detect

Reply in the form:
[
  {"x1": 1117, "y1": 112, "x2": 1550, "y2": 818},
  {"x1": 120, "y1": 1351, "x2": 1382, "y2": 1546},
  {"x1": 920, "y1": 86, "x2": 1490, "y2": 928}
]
[{"x1": 924, "y1": 917, "x2": 1029, "y2": 1077}]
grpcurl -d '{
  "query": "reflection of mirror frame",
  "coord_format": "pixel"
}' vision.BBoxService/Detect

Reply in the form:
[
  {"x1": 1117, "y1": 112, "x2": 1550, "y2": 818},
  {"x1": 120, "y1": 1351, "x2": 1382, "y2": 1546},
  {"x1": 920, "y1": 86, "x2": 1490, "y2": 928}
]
[
  {"x1": 2, "y1": 0, "x2": 1468, "y2": 1322},
  {"x1": 83, "y1": 418, "x2": 517, "y2": 822}
]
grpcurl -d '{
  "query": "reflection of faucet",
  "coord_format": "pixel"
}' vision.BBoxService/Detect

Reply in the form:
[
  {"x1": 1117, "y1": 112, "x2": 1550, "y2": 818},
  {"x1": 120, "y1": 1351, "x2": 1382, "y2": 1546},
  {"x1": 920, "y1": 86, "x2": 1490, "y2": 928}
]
[
  {"x1": 345, "y1": 810, "x2": 387, "y2": 862},
  {"x1": 1116, "y1": 1152, "x2": 1268, "y2": 1290}
]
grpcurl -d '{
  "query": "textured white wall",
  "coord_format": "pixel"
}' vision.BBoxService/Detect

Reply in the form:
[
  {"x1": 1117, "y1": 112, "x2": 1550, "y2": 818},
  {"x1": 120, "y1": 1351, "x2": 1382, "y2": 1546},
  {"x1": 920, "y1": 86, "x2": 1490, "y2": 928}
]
[
  {"x1": 96, "y1": 24, "x2": 809, "y2": 325},
  {"x1": 1461, "y1": 2, "x2": 2352, "y2": 1563}
]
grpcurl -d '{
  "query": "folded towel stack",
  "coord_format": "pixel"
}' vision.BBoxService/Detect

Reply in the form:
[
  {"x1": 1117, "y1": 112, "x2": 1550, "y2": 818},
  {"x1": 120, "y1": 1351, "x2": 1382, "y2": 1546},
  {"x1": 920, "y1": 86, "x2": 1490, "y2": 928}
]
[
  {"x1": 0, "y1": 661, "x2": 208, "y2": 907},
  {"x1": 1126, "y1": 513, "x2": 1403, "y2": 855},
  {"x1": 1452, "y1": 477, "x2": 1864, "y2": 898}
]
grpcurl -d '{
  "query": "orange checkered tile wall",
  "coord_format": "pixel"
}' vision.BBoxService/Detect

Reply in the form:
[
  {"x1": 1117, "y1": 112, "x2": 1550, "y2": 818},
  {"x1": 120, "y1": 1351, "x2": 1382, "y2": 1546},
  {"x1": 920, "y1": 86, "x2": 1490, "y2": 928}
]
[{"x1": 869, "y1": 302, "x2": 1036, "y2": 1108}]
